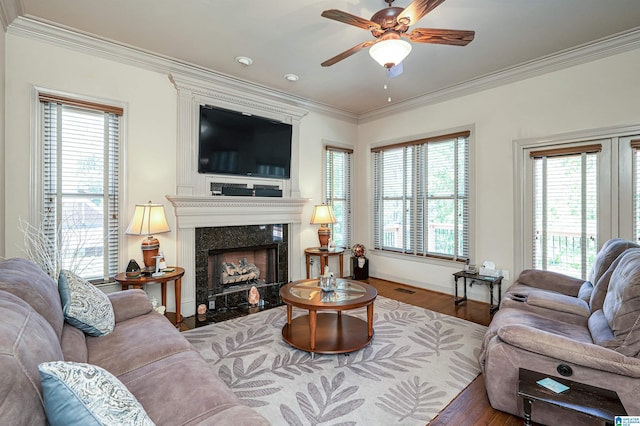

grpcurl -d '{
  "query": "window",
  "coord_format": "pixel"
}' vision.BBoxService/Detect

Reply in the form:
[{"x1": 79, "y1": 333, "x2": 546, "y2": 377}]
[
  {"x1": 517, "y1": 128, "x2": 640, "y2": 280},
  {"x1": 40, "y1": 93, "x2": 123, "y2": 281},
  {"x1": 325, "y1": 146, "x2": 352, "y2": 249},
  {"x1": 372, "y1": 131, "x2": 470, "y2": 261},
  {"x1": 530, "y1": 144, "x2": 600, "y2": 278}
]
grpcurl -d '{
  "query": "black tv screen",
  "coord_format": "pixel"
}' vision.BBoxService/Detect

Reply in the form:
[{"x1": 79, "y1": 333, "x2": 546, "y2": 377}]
[{"x1": 198, "y1": 105, "x2": 292, "y2": 179}]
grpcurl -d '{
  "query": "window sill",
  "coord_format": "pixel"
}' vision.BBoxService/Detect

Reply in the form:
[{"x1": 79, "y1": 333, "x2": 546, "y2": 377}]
[{"x1": 371, "y1": 248, "x2": 466, "y2": 269}]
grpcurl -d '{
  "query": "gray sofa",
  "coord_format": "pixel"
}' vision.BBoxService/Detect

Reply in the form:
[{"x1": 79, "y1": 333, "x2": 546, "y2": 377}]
[
  {"x1": 0, "y1": 257, "x2": 269, "y2": 425},
  {"x1": 479, "y1": 241, "x2": 640, "y2": 424}
]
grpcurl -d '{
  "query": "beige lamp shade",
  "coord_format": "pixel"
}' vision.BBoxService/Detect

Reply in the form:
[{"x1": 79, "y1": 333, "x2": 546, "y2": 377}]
[
  {"x1": 310, "y1": 204, "x2": 337, "y2": 250},
  {"x1": 126, "y1": 202, "x2": 170, "y2": 268}
]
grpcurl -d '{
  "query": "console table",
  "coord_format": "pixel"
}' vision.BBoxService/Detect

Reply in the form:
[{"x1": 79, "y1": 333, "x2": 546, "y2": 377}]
[
  {"x1": 518, "y1": 368, "x2": 626, "y2": 425},
  {"x1": 114, "y1": 267, "x2": 185, "y2": 326},
  {"x1": 305, "y1": 247, "x2": 345, "y2": 278},
  {"x1": 453, "y1": 270, "x2": 502, "y2": 314}
]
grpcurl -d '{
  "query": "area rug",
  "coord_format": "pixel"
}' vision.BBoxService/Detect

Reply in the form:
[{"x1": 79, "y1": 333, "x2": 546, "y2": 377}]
[{"x1": 183, "y1": 296, "x2": 487, "y2": 425}]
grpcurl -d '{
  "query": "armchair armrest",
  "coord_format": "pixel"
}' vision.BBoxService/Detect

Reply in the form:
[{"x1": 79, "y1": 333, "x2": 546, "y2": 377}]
[
  {"x1": 526, "y1": 290, "x2": 591, "y2": 317},
  {"x1": 108, "y1": 289, "x2": 153, "y2": 323},
  {"x1": 498, "y1": 324, "x2": 640, "y2": 377},
  {"x1": 516, "y1": 269, "x2": 587, "y2": 296}
]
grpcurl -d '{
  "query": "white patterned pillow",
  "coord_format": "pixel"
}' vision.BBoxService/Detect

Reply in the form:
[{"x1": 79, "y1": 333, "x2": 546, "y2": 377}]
[
  {"x1": 39, "y1": 361, "x2": 155, "y2": 426},
  {"x1": 58, "y1": 270, "x2": 115, "y2": 336}
]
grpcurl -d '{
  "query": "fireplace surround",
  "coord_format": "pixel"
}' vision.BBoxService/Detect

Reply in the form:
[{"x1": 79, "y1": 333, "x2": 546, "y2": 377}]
[
  {"x1": 166, "y1": 195, "x2": 306, "y2": 318},
  {"x1": 195, "y1": 225, "x2": 288, "y2": 314}
]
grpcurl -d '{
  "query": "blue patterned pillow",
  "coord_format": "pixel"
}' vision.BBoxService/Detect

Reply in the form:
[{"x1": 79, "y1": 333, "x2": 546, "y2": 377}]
[
  {"x1": 39, "y1": 361, "x2": 155, "y2": 426},
  {"x1": 58, "y1": 270, "x2": 115, "y2": 336}
]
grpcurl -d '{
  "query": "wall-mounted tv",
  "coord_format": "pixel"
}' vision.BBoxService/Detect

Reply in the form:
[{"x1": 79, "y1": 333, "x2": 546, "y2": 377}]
[{"x1": 198, "y1": 105, "x2": 292, "y2": 179}]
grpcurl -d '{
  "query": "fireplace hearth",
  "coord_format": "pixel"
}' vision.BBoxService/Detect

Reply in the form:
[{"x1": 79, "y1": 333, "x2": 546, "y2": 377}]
[{"x1": 195, "y1": 224, "x2": 288, "y2": 321}]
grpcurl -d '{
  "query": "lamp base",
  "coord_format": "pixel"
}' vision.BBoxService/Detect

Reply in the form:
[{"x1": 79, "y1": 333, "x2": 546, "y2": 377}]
[
  {"x1": 317, "y1": 225, "x2": 330, "y2": 251},
  {"x1": 141, "y1": 236, "x2": 160, "y2": 269}
]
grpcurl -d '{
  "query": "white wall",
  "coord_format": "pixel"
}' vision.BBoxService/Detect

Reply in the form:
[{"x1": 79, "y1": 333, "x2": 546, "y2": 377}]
[{"x1": 357, "y1": 48, "x2": 640, "y2": 301}]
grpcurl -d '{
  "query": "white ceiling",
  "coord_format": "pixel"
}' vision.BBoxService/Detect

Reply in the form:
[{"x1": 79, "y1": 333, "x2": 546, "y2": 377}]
[{"x1": 4, "y1": 0, "x2": 640, "y2": 115}]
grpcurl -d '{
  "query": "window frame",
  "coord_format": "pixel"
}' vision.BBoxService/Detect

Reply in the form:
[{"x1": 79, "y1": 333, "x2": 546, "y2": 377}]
[
  {"x1": 30, "y1": 88, "x2": 126, "y2": 283},
  {"x1": 370, "y1": 128, "x2": 474, "y2": 265},
  {"x1": 514, "y1": 124, "x2": 640, "y2": 276},
  {"x1": 324, "y1": 144, "x2": 353, "y2": 250}
]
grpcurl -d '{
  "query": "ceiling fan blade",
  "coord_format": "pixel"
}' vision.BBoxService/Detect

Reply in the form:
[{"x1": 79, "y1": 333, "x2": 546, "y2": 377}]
[
  {"x1": 321, "y1": 9, "x2": 381, "y2": 31},
  {"x1": 397, "y1": 0, "x2": 447, "y2": 26},
  {"x1": 405, "y1": 28, "x2": 475, "y2": 46},
  {"x1": 321, "y1": 40, "x2": 378, "y2": 67}
]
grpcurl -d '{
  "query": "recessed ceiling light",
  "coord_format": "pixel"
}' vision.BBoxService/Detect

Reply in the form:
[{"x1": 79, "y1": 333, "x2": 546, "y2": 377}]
[
  {"x1": 284, "y1": 73, "x2": 299, "y2": 82},
  {"x1": 235, "y1": 56, "x2": 253, "y2": 66}
]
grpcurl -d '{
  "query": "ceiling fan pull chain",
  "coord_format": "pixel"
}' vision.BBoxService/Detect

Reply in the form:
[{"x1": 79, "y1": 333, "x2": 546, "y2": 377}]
[{"x1": 384, "y1": 73, "x2": 392, "y2": 102}]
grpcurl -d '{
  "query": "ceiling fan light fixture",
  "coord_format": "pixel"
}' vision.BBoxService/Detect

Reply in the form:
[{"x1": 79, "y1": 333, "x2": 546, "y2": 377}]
[{"x1": 369, "y1": 39, "x2": 412, "y2": 68}]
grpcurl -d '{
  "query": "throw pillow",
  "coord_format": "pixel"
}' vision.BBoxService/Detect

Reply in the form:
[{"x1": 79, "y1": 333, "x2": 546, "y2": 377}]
[
  {"x1": 58, "y1": 270, "x2": 115, "y2": 336},
  {"x1": 39, "y1": 361, "x2": 155, "y2": 426}
]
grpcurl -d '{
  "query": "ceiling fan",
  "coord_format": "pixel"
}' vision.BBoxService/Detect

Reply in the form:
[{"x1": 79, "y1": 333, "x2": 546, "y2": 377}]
[{"x1": 320, "y1": 0, "x2": 475, "y2": 68}]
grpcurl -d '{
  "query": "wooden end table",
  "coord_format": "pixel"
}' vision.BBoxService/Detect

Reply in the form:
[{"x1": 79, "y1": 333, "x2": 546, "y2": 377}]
[
  {"x1": 279, "y1": 278, "x2": 377, "y2": 357},
  {"x1": 114, "y1": 267, "x2": 185, "y2": 326},
  {"x1": 453, "y1": 270, "x2": 502, "y2": 314},
  {"x1": 305, "y1": 247, "x2": 345, "y2": 278},
  {"x1": 518, "y1": 368, "x2": 626, "y2": 425}
]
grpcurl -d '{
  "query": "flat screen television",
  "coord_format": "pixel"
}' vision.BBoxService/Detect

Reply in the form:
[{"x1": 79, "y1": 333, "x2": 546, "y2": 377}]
[{"x1": 198, "y1": 105, "x2": 292, "y2": 179}]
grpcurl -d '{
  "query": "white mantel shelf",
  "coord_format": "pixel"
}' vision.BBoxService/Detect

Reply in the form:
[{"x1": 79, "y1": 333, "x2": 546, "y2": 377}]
[{"x1": 166, "y1": 195, "x2": 309, "y2": 228}]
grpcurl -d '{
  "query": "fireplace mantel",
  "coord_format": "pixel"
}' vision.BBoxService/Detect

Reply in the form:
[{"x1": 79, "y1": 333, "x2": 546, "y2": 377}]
[
  {"x1": 165, "y1": 194, "x2": 308, "y2": 317},
  {"x1": 166, "y1": 195, "x2": 308, "y2": 228}
]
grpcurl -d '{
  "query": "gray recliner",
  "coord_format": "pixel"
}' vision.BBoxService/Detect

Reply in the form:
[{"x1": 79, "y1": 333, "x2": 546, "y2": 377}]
[
  {"x1": 501, "y1": 238, "x2": 640, "y2": 324},
  {"x1": 479, "y1": 247, "x2": 640, "y2": 424}
]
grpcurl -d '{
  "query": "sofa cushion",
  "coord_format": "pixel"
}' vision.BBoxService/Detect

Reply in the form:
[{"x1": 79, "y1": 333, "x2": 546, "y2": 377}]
[
  {"x1": 118, "y1": 350, "x2": 270, "y2": 425},
  {"x1": 0, "y1": 290, "x2": 64, "y2": 424},
  {"x1": 59, "y1": 270, "x2": 115, "y2": 336},
  {"x1": 589, "y1": 238, "x2": 640, "y2": 286},
  {"x1": 0, "y1": 257, "x2": 65, "y2": 338},
  {"x1": 39, "y1": 361, "x2": 155, "y2": 426},
  {"x1": 603, "y1": 249, "x2": 640, "y2": 356},
  {"x1": 86, "y1": 311, "x2": 192, "y2": 377}
]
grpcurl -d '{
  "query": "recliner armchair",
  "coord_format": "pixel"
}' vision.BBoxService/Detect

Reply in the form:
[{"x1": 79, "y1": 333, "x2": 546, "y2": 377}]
[
  {"x1": 501, "y1": 238, "x2": 639, "y2": 324},
  {"x1": 479, "y1": 247, "x2": 640, "y2": 424}
]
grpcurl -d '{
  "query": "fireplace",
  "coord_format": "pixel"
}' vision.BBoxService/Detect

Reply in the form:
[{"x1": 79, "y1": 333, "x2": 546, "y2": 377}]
[
  {"x1": 195, "y1": 224, "x2": 288, "y2": 315},
  {"x1": 208, "y1": 244, "x2": 278, "y2": 293}
]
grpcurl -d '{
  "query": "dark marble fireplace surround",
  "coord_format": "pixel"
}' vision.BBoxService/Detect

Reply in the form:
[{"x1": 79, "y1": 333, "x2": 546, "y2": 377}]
[{"x1": 195, "y1": 224, "x2": 288, "y2": 319}]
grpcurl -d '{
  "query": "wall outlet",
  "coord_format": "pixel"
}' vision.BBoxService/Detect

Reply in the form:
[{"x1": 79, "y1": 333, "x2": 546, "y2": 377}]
[
  {"x1": 209, "y1": 300, "x2": 215, "y2": 310},
  {"x1": 502, "y1": 269, "x2": 510, "y2": 280}
]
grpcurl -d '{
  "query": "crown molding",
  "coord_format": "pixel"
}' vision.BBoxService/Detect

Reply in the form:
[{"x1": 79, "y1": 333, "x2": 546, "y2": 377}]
[
  {"x1": 7, "y1": 16, "x2": 359, "y2": 123},
  {"x1": 359, "y1": 26, "x2": 640, "y2": 123},
  {"x1": 7, "y1": 16, "x2": 640, "y2": 124},
  {"x1": 0, "y1": 0, "x2": 22, "y2": 31}
]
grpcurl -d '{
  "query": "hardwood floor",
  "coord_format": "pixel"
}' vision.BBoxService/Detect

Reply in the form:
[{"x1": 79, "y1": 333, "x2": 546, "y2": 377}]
[
  {"x1": 181, "y1": 276, "x2": 523, "y2": 425},
  {"x1": 365, "y1": 277, "x2": 523, "y2": 426}
]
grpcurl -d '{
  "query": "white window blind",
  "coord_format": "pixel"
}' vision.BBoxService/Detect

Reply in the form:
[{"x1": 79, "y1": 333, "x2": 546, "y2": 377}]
[
  {"x1": 325, "y1": 146, "x2": 353, "y2": 249},
  {"x1": 530, "y1": 144, "x2": 600, "y2": 279},
  {"x1": 372, "y1": 131, "x2": 470, "y2": 260},
  {"x1": 41, "y1": 93, "x2": 122, "y2": 281}
]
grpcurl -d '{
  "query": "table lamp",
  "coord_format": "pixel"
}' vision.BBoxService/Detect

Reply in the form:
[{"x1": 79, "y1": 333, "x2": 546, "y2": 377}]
[
  {"x1": 125, "y1": 201, "x2": 170, "y2": 270},
  {"x1": 310, "y1": 204, "x2": 337, "y2": 251}
]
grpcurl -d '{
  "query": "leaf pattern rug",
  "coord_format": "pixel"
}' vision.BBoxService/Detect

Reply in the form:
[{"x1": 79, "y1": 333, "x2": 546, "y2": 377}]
[{"x1": 183, "y1": 295, "x2": 487, "y2": 425}]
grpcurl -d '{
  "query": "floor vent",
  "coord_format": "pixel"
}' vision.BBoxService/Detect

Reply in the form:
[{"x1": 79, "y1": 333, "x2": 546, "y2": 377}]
[{"x1": 394, "y1": 287, "x2": 416, "y2": 294}]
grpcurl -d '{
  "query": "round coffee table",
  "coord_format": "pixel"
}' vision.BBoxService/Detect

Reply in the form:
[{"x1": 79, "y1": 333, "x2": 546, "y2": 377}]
[{"x1": 279, "y1": 278, "x2": 377, "y2": 356}]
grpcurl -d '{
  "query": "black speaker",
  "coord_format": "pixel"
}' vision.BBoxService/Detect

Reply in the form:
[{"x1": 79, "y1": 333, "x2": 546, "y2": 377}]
[
  {"x1": 222, "y1": 186, "x2": 253, "y2": 196},
  {"x1": 254, "y1": 188, "x2": 282, "y2": 197}
]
